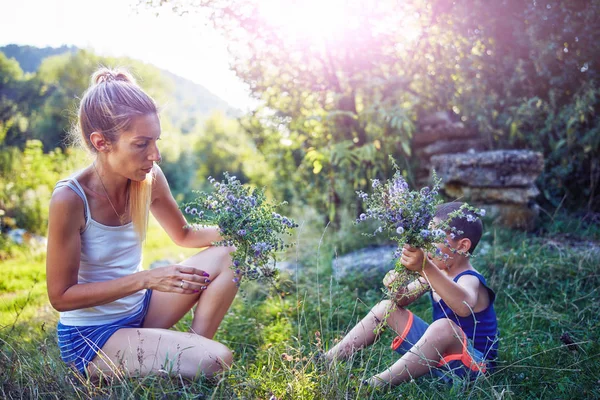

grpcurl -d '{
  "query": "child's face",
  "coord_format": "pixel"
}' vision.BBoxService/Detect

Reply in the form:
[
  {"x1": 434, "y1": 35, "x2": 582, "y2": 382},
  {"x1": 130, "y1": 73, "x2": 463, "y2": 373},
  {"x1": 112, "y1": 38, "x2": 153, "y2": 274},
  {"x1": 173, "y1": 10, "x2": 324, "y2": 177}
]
[{"x1": 428, "y1": 218, "x2": 458, "y2": 271}]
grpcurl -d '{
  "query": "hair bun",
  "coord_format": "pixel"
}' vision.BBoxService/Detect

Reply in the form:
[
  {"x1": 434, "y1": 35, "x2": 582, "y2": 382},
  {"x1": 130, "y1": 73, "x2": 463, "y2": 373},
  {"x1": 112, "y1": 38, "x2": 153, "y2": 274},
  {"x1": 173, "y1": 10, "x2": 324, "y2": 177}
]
[{"x1": 91, "y1": 67, "x2": 136, "y2": 85}]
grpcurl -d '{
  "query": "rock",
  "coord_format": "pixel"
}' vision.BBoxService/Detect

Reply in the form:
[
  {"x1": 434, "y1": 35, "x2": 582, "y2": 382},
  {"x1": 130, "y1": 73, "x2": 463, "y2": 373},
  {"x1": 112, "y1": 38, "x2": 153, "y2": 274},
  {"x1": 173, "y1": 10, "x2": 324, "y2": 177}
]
[
  {"x1": 416, "y1": 138, "x2": 487, "y2": 160},
  {"x1": 444, "y1": 183, "x2": 540, "y2": 204},
  {"x1": 332, "y1": 245, "x2": 397, "y2": 280},
  {"x1": 274, "y1": 260, "x2": 302, "y2": 275},
  {"x1": 6, "y1": 229, "x2": 27, "y2": 245},
  {"x1": 413, "y1": 121, "x2": 477, "y2": 146},
  {"x1": 419, "y1": 111, "x2": 453, "y2": 129},
  {"x1": 483, "y1": 203, "x2": 540, "y2": 231},
  {"x1": 430, "y1": 150, "x2": 544, "y2": 187},
  {"x1": 6, "y1": 228, "x2": 47, "y2": 249}
]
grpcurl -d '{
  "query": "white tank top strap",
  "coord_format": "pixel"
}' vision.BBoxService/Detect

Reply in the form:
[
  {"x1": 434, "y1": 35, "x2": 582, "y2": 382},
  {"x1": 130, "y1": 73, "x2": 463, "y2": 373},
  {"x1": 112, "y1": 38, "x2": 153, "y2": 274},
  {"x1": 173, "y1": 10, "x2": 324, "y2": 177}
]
[{"x1": 54, "y1": 178, "x2": 91, "y2": 230}]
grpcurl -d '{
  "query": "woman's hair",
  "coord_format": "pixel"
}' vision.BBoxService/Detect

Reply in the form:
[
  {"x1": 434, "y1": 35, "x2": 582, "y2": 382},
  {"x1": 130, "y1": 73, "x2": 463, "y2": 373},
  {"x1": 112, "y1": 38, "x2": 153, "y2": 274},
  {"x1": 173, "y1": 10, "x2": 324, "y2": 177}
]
[{"x1": 70, "y1": 67, "x2": 158, "y2": 241}]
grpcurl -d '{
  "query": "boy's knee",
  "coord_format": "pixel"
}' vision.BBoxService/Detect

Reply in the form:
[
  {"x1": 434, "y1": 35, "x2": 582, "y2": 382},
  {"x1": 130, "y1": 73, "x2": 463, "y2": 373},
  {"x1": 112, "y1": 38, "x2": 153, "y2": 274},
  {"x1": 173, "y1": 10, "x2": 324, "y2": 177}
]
[
  {"x1": 428, "y1": 319, "x2": 460, "y2": 338},
  {"x1": 372, "y1": 300, "x2": 392, "y2": 317},
  {"x1": 378, "y1": 299, "x2": 392, "y2": 308}
]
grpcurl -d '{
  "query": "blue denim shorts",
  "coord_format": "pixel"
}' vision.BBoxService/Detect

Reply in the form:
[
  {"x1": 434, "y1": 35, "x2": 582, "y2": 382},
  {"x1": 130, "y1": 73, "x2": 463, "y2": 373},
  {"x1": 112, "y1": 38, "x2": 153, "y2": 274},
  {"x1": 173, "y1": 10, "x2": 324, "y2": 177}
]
[
  {"x1": 391, "y1": 311, "x2": 489, "y2": 382},
  {"x1": 57, "y1": 290, "x2": 152, "y2": 376}
]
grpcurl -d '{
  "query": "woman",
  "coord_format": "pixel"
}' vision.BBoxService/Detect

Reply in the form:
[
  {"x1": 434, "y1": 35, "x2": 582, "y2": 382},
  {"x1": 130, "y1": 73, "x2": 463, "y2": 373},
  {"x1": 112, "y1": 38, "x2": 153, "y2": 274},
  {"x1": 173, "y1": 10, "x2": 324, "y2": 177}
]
[{"x1": 46, "y1": 67, "x2": 238, "y2": 380}]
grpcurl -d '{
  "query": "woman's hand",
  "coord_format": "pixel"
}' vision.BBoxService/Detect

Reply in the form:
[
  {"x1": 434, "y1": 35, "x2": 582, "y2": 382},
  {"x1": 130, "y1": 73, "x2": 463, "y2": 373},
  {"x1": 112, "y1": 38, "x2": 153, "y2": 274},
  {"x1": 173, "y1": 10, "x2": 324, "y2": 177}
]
[
  {"x1": 400, "y1": 244, "x2": 426, "y2": 272},
  {"x1": 143, "y1": 264, "x2": 212, "y2": 294}
]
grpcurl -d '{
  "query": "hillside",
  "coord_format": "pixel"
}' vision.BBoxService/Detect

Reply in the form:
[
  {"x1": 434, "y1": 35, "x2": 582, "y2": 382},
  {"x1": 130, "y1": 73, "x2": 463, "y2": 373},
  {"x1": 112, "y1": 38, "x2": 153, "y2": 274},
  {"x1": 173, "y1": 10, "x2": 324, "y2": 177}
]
[
  {"x1": 0, "y1": 44, "x2": 77, "y2": 73},
  {"x1": 0, "y1": 44, "x2": 241, "y2": 122}
]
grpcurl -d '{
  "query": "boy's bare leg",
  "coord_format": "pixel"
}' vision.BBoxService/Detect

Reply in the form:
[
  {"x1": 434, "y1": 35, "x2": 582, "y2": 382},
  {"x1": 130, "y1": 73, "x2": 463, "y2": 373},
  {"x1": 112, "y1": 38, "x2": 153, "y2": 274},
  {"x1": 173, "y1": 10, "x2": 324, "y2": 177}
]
[
  {"x1": 367, "y1": 319, "x2": 465, "y2": 387},
  {"x1": 325, "y1": 300, "x2": 411, "y2": 361}
]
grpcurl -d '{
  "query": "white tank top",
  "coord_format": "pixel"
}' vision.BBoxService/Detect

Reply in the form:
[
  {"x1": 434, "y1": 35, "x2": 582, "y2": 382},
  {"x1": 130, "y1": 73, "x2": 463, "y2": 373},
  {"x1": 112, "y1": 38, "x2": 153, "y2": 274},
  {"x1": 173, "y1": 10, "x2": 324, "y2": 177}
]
[{"x1": 54, "y1": 177, "x2": 146, "y2": 326}]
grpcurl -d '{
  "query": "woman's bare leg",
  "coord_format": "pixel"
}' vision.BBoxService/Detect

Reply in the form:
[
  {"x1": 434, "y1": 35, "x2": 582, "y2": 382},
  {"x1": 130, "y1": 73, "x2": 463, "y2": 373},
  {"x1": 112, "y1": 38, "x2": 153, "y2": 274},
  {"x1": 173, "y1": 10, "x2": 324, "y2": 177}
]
[
  {"x1": 183, "y1": 248, "x2": 238, "y2": 338},
  {"x1": 87, "y1": 327, "x2": 233, "y2": 379},
  {"x1": 142, "y1": 246, "x2": 238, "y2": 338},
  {"x1": 88, "y1": 247, "x2": 238, "y2": 380}
]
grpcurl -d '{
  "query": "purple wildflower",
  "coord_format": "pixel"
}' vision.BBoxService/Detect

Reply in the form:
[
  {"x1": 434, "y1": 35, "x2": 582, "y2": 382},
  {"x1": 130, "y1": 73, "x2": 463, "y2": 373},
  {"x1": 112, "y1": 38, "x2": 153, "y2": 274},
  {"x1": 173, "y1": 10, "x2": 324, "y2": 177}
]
[{"x1": 432, "y1": 229, "x2": 446, "y2": 238}]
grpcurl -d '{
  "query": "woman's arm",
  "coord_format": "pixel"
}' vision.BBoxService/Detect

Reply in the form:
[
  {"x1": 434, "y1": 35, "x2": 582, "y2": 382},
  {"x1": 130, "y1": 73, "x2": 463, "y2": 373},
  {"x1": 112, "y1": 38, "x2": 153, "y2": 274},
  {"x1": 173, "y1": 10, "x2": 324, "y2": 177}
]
[
  {"x1": 149, "y1": 165, "x2": 222, "y2": 248},
  {"x1": 46, "y1": 187, "x2": 210, "y2": 312}
]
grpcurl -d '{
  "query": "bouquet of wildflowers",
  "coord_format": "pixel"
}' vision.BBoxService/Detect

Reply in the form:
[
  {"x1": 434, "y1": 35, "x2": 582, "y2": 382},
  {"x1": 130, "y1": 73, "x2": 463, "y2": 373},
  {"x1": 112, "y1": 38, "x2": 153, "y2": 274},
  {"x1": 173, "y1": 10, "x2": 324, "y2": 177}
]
[
  {"x1": 356, "y1": 163, "x2": 484, "y2": 299},
  {"x1": 183, "y1": 173, "x2": 297, "y2": 284}
]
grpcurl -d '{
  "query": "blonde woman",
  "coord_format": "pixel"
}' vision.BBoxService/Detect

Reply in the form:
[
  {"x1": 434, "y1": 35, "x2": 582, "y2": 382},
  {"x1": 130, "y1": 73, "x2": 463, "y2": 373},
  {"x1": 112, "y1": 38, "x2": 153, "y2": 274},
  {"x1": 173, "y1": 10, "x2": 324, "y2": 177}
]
[{"x1": 46, "y1": 68, "x2": 238, "y2": 380}]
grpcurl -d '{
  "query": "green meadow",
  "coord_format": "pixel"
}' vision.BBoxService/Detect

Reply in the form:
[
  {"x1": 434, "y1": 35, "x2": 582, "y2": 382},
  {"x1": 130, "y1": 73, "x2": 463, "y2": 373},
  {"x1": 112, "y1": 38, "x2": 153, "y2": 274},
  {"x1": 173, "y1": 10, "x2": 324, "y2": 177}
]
[{"x1": 1, "y1": 213, "x2": 599, "y2": 399}]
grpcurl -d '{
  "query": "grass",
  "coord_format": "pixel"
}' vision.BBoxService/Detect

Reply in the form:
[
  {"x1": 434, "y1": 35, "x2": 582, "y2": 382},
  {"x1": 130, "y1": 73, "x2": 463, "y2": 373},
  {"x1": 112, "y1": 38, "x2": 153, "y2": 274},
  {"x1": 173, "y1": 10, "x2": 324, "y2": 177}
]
[{"x1": 1, "y1": 212, "x2": 599, "y2": 399}]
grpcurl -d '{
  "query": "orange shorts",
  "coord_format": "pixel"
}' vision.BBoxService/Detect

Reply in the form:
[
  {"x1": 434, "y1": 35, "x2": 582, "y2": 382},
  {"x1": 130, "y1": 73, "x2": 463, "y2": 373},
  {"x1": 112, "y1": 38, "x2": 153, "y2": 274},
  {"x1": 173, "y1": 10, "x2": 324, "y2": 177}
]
[{"x1": 391, "y1": 311, "x2": 489, "y2": 380}]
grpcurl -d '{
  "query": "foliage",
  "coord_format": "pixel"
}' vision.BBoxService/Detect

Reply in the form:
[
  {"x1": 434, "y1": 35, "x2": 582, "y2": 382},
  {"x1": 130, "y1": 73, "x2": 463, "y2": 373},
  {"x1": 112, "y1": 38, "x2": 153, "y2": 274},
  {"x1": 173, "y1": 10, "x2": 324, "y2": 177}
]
[
  {"x1": 0, "y1": 52, "x2": 49, "y2": 148},
  {"x1": 0, "y1": 44, "x2": 77, "y2": 73},
  {"x1": 143, "y1": 0, "x2": 600, "y2": 215},
  {"x1": 183, "y1": 173, "x2": 297, "y2": 283},
  {"x1": 0, "y1": 140, "x2": 86, "y2": 236},
  {"x1": 193, "y1": 112, "x2": 273, "y2": 192}
]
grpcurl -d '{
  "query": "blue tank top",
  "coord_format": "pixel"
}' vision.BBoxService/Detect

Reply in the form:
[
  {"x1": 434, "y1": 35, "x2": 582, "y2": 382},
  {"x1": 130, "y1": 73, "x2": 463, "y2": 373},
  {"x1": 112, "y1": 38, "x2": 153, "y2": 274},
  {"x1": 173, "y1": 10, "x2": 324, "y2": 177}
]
[{"x1": 430, "y1": 270, "x2": 498, "y2": 361}]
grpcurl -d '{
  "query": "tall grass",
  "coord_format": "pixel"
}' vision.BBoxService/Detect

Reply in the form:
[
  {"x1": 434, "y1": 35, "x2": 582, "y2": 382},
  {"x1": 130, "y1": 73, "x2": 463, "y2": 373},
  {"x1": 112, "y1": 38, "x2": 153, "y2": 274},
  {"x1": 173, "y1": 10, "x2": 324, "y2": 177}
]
[{"x1": 1, "y1": 212, "x2": 599, "y2": 399}]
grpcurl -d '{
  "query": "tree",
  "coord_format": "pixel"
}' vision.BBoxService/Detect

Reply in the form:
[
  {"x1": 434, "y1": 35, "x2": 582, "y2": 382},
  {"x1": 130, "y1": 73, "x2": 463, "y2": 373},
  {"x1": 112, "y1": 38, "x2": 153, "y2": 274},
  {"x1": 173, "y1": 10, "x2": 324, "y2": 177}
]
[
  {"x1": 0, "y1": 52, "x2": 49, "y2": 148},
  {"x1": 143, "y1": 0, "x2": 600, "y2": 213}
]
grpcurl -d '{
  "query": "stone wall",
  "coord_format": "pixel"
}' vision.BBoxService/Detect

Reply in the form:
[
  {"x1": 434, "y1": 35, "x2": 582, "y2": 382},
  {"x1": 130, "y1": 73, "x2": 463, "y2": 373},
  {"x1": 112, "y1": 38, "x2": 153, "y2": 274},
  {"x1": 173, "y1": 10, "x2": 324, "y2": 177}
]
[
  {"x1": 412, "y1": 112, "x2": 544, "y2": 230},
  {"x1": 430, "y1": 150, "x2": 544, "y2": 230},
  {"x1": 413, "y1": 111, "x2": 487, "y2": 187}
]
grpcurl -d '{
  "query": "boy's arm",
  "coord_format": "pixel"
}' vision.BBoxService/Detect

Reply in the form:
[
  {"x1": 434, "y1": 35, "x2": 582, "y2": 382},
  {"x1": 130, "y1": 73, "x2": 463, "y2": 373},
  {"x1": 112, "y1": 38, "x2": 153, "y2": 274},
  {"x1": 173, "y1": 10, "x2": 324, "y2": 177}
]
[
  {"x1": 400, "y1": 245, "x2": 480, "y2": 317},
  {"x1": 383, "y1": 270, "x2": 429, "y2": 307},
  {"x1": 419, "y1": 263, "x2": 480, "y2": 316}
]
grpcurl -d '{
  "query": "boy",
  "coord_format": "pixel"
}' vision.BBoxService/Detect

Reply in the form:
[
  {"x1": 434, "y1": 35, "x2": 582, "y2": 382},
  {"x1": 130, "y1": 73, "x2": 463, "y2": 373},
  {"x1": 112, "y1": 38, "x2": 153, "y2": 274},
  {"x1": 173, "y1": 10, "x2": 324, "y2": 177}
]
[{"x1": 324, "y1": 202, "x2": 498, "y2": 387}]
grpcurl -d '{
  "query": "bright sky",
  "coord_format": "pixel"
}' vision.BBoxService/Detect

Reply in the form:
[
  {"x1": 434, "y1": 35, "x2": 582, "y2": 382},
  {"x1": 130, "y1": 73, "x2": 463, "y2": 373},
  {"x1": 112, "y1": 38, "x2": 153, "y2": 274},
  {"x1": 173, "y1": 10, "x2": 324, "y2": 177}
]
[{"x1": 0, "y1": 0, "x2": 254, "y2": 111}]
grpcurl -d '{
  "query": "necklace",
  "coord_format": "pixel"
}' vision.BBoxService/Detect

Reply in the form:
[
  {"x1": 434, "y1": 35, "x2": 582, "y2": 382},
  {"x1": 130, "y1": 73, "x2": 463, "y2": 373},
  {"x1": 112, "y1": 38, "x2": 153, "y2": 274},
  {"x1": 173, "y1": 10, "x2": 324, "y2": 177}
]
[{"x1": 93, "y1": 162, "x2": 129, "y2": 225}]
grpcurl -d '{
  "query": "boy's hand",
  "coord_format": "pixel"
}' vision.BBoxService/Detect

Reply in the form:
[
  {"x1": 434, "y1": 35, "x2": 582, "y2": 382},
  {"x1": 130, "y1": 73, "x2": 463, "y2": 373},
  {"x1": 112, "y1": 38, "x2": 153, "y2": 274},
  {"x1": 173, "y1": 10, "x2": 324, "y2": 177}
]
[
  {"x1": 383, "y1": 270, "x2": 399, "y2": 289},
  {"x1": 383, "y1": 270, "x2": 409, "y2": 305},
  {"x1": 400, "y1": 244, "x2": 426, "y2": 271}
]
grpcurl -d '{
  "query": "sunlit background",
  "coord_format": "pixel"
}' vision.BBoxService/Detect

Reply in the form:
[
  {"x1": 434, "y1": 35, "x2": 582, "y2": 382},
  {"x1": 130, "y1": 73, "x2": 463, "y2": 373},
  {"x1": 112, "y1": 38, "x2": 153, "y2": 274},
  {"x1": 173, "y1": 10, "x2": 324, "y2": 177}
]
[
  {"x1": 1, "y1": 1, "x2": 599, "y2": 397},
  {"x1": 0, "y1": 0, "x2": 253, "y2": 110}
]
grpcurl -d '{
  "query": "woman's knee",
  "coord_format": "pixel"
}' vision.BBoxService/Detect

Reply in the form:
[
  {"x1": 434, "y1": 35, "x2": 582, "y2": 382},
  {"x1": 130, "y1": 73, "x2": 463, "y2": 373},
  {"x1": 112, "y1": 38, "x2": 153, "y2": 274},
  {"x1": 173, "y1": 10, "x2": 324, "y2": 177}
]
[
  {"x1": 216, "y1": 344, "x2": 233, "y2": 368},
  {"x1": 210, "y1": 245, "x2": 235, "y2": 271},
  {"x1": 207, "y1": 342, "x2": 233, "y2": 371}
]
